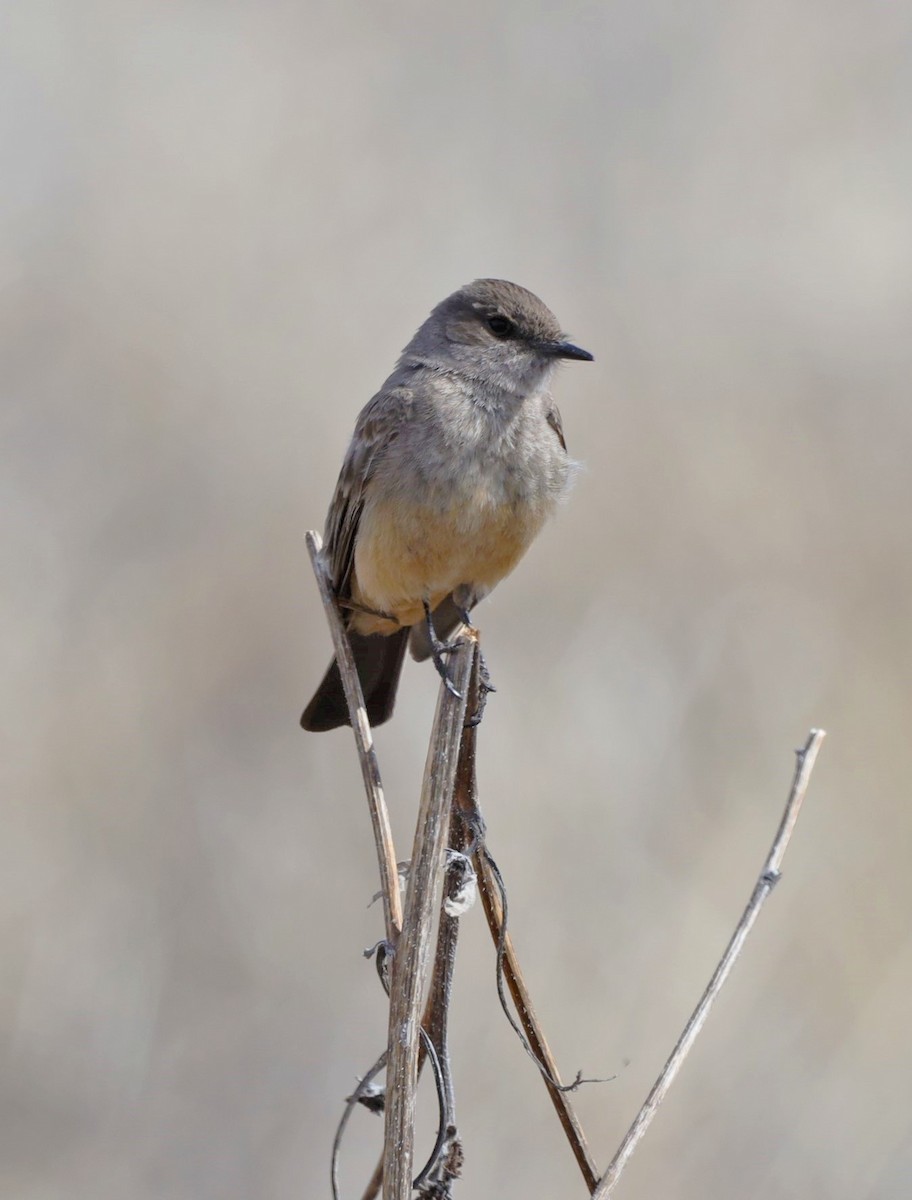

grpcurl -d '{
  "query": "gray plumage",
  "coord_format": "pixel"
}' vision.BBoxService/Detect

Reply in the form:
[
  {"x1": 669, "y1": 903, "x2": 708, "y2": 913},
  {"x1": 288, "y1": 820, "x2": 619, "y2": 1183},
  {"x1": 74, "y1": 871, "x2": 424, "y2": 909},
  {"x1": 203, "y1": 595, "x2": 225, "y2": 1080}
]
[{"x1": 302, "y1": 278, "x2": 592, "y2": 732}]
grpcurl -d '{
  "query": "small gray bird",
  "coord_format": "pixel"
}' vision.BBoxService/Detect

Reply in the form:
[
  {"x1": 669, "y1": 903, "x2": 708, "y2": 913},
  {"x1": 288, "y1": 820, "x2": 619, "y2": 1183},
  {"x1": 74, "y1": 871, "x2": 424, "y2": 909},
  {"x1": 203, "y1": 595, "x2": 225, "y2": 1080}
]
[{"x1": 301, "y1": 278, "x2": 593, "y2": 732}]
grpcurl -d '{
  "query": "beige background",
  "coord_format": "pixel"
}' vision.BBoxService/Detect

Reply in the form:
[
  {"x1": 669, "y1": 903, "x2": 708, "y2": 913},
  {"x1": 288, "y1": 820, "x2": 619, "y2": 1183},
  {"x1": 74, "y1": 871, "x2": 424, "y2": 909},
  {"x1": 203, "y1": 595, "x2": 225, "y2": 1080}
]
[{"x1": 3, "y1": 3, "x2": 911, "y2": 1197}]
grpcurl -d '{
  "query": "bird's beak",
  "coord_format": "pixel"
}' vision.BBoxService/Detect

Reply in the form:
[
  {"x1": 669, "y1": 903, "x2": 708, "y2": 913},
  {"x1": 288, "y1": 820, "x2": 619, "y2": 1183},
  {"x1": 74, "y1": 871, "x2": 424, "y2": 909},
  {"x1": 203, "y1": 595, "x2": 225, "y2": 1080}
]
[{"x1": 548, "y1": 340, "x2": 594, "y2": 362}]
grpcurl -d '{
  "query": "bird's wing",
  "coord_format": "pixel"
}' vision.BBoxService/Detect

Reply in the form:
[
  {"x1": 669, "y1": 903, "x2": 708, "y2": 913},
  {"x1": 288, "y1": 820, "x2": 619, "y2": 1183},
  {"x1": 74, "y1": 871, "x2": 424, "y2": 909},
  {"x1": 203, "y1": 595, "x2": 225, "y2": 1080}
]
[
  {"x1": 323, "y1": 385, "x2": 413, "y2": 601},
  {"x1": 545, "y1": 402, "x2": 567, "y2": 451}
]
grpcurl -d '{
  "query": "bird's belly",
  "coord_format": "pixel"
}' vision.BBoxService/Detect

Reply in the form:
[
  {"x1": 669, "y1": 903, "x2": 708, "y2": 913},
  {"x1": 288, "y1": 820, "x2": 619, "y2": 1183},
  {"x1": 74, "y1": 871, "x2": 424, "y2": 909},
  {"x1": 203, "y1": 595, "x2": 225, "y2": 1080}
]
[{"x1": 351, "y1": 487, "x2": 546, "y2": 632}]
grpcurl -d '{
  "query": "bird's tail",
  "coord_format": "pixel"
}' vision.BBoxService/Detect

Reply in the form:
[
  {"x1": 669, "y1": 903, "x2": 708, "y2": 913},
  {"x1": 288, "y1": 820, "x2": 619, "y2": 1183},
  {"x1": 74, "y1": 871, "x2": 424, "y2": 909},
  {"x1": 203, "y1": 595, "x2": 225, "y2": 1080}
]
[{"x1": 300, "y1": 628, "x2": 409, "y2": 732}]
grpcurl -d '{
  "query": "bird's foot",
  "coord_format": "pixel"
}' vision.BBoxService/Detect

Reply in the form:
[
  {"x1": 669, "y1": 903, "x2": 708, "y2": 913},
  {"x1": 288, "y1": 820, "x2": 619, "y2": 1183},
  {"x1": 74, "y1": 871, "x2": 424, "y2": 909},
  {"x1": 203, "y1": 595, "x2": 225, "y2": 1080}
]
[
  {"x1": 423, "y1": 600, "x2": 464, "y2": 699},
  {"x1": 464, "y1": 650, "x2": 496, "y2": 727}
]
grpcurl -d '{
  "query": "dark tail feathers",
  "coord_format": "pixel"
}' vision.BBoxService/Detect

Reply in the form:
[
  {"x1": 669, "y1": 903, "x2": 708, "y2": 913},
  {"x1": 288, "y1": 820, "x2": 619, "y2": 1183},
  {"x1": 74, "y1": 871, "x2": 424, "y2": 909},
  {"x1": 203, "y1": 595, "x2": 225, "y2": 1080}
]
[{"x1": 300, "y1": 628, "x2": 409, "y2": 732}]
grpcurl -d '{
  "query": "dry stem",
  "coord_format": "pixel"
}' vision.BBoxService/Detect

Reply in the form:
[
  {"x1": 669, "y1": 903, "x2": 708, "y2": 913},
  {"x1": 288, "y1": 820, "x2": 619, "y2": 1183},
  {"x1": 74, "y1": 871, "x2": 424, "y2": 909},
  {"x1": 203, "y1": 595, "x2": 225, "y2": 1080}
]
[
  {"x1": 307, "y1": 528, "x2": 824, "y2": 1198},
  {"x1": 592, "y1": 728, "x2": 826, "y2": 1198},
  {"x1": 450, "y1": 674, "x2": 600, "y2": 1193},
  {"x1": 306, "y1": 530, "x2": 403, "y2": 943},
  {"x1": 382, "y1": 637, "x2": 475, "y2": 1200}
]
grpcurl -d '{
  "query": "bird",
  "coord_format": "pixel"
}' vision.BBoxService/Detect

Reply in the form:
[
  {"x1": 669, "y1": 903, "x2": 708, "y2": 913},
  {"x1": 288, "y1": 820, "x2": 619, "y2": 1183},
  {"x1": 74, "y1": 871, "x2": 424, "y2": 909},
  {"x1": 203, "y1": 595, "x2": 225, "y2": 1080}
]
[{"x1": 301, "y1": 278, "x2": 593, "y2": 732}]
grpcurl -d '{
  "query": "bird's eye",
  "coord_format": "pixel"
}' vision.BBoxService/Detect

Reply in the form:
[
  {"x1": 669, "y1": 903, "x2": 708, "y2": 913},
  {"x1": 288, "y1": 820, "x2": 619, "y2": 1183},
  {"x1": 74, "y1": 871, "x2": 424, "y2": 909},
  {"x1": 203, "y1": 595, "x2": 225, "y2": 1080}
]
[{"x1": 486, "y1": 315, "x2": 515, "y2": 339}]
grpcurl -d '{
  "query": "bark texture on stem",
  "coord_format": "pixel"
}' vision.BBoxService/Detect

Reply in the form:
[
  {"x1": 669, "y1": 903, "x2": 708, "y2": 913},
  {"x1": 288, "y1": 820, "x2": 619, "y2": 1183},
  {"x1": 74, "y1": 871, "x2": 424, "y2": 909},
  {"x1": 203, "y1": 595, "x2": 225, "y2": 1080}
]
[
  {"x1": 306, "y1": 530, "x2": 403, "y2": 943},
  {"x1": 382, "y1": 638, "x2": 474, "y2": 1200}
]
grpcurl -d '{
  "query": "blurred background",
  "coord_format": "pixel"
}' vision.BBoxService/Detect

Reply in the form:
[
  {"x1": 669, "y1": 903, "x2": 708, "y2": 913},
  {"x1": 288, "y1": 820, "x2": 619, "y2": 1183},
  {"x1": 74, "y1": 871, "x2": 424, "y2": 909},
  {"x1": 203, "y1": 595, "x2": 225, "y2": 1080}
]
[{"x1": 3, "y1": 2, "x2": 911, "y2": 1197}]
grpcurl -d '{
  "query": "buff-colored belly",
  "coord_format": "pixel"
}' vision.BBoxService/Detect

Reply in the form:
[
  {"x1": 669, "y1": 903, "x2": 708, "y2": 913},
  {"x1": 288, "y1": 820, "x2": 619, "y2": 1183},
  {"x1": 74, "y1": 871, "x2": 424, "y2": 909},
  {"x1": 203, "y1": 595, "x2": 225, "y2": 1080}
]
[{"x1": 350, "y1": 491, "x2": 545, "y2": 634}]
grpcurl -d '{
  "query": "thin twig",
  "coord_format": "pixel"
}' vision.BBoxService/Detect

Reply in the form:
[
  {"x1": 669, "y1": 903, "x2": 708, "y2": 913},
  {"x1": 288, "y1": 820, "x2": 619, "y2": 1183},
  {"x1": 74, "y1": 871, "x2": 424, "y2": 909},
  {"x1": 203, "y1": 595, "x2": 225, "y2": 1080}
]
[
  {"x1": 359, "y1": 887, "x2": 462, "y2": 1200},
  {"x1": 451, "y1": 652, "x2": 600, "y2": 1192},
  {"x1": 359, "y1": 685, "x2": 477, "y2": 1200},
  {"x1": 333, "y1": 1032, "x2": 445, "y2": 1200},
  {"x1": 410, "y1": 657, "x2": 482, "y2": 1195},
  {"x1": 331, "y1": 1052, "x2": 388, "y2": 1200},
  {"x1": 592, "y1": 728, "x2": 826, "y2": 1199},
  {"x1": 359, "y1": 1152, "x2": 383, "y2": 1200},
  {"x1": 306, "y1": 531, "x2": 403, "y2": 943},
  {"x1": 382, "y1": 638, "x2": 475, "y2": 1200},
  {"x1": 411, "y1": 1031, "x2": 449, "y2": 1192},
  {"x1": 482, "y1": 849, "x2": 611, "y2": 1089},
  {"x1": 473, "y1": 849, "x2": 601, "y2": 1192}
]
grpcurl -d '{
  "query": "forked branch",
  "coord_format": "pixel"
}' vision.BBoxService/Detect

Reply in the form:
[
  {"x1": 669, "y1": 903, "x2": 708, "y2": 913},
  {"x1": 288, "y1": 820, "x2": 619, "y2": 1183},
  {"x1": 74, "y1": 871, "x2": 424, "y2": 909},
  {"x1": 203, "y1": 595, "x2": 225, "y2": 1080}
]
[{"x1": 307, "y1": 533, "x2": 824, "y2": 1198}]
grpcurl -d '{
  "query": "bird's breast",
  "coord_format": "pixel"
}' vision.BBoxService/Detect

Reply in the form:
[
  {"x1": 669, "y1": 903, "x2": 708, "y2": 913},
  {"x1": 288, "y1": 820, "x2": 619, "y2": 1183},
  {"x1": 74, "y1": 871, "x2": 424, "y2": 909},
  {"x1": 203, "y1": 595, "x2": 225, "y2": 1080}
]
[{"x1": 349, "y1": 390, "x2": 571, "y2": 629}]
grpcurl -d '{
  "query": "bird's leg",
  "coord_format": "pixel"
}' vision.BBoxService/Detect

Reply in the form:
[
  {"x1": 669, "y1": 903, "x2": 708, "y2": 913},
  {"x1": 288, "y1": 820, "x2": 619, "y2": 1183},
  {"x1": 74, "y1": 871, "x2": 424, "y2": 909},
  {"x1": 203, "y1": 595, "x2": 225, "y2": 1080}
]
[
  {"x1": 422, "y1": 599, "x2": 463, "y2": 699},
  {"x1": 454, "y1": 601, "x2": 479, "y2": 638},
  {"x1": 336, "y1": 597, "x2": 400, "y2": 625},
  {"x1": 450, "y1": 599, "x2": 497, "y2": 727}
]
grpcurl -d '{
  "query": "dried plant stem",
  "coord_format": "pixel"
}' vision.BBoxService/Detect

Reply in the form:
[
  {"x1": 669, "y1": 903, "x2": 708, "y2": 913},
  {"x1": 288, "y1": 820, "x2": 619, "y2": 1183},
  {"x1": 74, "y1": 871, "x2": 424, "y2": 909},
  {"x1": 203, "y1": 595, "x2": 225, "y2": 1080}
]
[
  {"x1": 592, "y1": 729, "x2": 826, "y2": 1199},
  {"x1": 382, "y1": 638, "x2": 474, "y2": 1200},
  {"x1": 359, "y1": 662, "x2": 479, "y2": 1200},
  {"x1": 474, "y1": 854, "x2": 600, "y2": 1191},
  {"x1": 450, "y1": 653, "x2": 600, "y2": 1192},
  {"x1": 332, "y1": 1051, "x2": 388, "y2": 1200},
  {"x1": 306, "y1": 530, "x2": 403, "y2": 943},
  {"x1": 358, "y1": 889, "x2": 462, "y2": 1200}
]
